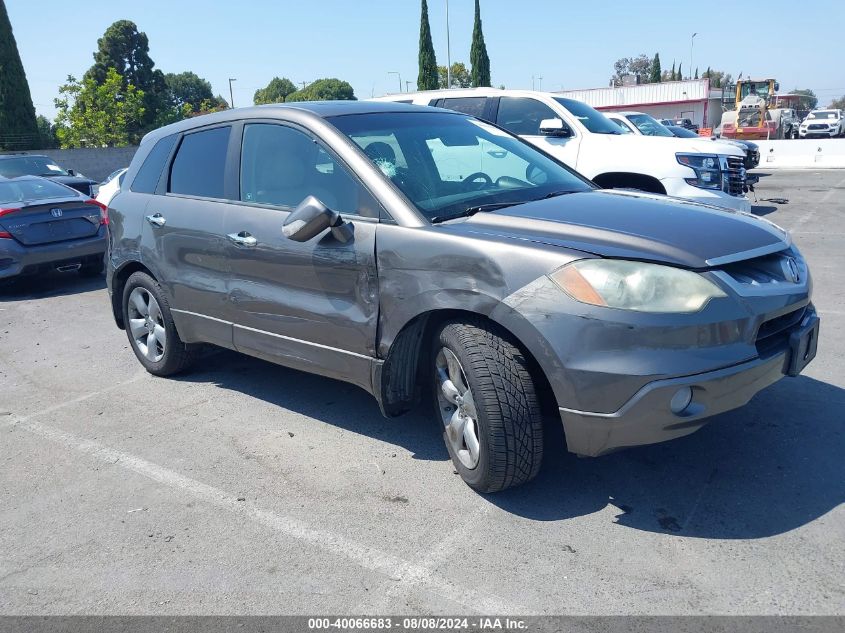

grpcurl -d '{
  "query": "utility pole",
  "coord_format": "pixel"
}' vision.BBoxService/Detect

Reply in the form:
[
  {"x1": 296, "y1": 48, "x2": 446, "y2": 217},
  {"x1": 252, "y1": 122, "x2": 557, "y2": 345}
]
[
  {"x1": 388, "y1": 71, "x2": 402, "y2": 93},
  {"x1": 538, "y1": 76, "x2": 543, "y2": 91},
  {"x1": 690, "y1": 33, "x2": 697, "y2": 81},
  {"x1": 446, "y1": 0, "x2": 452, "y2": 88},
  {"x1": 405, "y1": 80, "x2": 413, "y2": 92},
  {"x1": 228, "y1": 78, "x2": 237, "y2": 108}
]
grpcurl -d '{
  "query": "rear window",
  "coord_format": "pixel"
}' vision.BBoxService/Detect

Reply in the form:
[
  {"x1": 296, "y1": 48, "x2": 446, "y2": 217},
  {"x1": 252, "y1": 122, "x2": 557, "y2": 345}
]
[
  {"x1": 131, "y1": 134, "x2": 177, "y2": 194},
  {"x1": 169, "y1": 126, "x2": 231, "y2": 199},
  {"x1": 0, "y1": 178, "x2": 77, "y2": 206},
  {"x1": 0, "y1": 155, "x2": 68, "y2": 178}
]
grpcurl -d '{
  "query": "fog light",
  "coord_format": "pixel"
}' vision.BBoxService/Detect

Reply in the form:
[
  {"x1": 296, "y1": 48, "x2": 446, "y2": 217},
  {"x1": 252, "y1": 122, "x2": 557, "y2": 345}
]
[{"x1": 670, "y1": 387, "x2": 693, "y2": 414}]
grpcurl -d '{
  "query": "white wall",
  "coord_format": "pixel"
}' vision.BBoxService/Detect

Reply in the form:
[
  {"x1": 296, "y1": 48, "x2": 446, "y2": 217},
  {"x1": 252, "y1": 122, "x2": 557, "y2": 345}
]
[{"x1": 754, "y1": 139, "x2": 845, "y2": 169}]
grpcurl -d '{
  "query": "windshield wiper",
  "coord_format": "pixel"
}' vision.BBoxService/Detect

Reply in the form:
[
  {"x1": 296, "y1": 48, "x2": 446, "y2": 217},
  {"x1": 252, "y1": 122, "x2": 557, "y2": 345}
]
[
  {"x1": 430, "y1": 201, "x2": 524, "y2": 224},
  {"x1": 538, "y1": 189, "x2": 580, "y2": 200}
]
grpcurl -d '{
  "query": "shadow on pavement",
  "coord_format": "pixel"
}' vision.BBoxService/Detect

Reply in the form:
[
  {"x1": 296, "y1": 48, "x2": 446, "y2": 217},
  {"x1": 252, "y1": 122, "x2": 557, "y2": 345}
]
[
  {"x1": 751, "y1": 204, "x2": 779, "y2": 216},
  {"x1": 177, "y1": 349, "x2": 844, "y2": 540},
  {"x1": 0, "y1": 271, "x2": 105, "y2": 301}
]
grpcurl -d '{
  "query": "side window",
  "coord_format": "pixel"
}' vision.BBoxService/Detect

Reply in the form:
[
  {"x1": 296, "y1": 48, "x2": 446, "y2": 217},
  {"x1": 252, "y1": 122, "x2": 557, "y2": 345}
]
[
  {"x1": 169, "y1": 126, "x2": 231, "y2": 199},
  {"x1": 130, "y1": 134, "x2": 177, "y2": 193},
  {"x1": 441, "y1": 97, "x2": 487, "y2": 119},
  {"x1": 240, "y1": 123, "x2": 372, "y2": 216},
  {"x1": 496, "y1": 97, "x2": 559, "y2": 136}
]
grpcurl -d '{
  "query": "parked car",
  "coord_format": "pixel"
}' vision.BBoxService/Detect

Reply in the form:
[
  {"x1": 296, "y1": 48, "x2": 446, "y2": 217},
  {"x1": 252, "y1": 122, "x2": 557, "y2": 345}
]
[
  {"x1": 672, "y1": 118, "x2": 700, "y2": 133},
  {"x1": 95, "y1": 168, "x2": 128, "y2": 208},
  {"x1": 798, "y1": 110, "x2": 844, "y2": 138},
  {"x1": 107, "y1": 102, "x2": 819, "y2": 492},
  {"x1": 0, "y1": 154, "x2": 98, "y2": 197},
  {"x1": 375, "y1": 89, "x2": 750, "y2": 212},
  {"x1": 776, "y1": 108, "x2": 800, "y2": 140},
  {"x1": 0, "y1": 176, "x2": 107, "y2": 281},
  {"x1": 665, "y1": 125, "x2": 761, "y2": 170}
]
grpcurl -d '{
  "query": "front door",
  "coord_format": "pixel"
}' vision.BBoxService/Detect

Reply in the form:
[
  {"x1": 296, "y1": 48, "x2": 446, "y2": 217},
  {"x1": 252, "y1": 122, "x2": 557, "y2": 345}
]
[
  {"x1": 223, "y1": 122, "x2": 381, "y2": 392},
  {"x1": 494, "y1": 97, "x2": 582, "y2": 169}
]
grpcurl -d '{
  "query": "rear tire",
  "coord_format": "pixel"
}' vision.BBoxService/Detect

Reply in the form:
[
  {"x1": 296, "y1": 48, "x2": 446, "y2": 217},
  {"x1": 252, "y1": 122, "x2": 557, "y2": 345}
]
[
  {"x1": 431, "y1": 319, "x2": 543, "y2": 493},
  {"x1": 122, "y1": 271, "x2": 195, "y2": 376}
]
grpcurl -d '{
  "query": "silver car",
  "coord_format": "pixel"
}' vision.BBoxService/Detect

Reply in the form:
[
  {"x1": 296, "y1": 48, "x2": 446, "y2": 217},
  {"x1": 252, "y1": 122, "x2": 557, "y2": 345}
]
[{"x1": 106, "y1": 102, "x2": 819, "y2": 492}]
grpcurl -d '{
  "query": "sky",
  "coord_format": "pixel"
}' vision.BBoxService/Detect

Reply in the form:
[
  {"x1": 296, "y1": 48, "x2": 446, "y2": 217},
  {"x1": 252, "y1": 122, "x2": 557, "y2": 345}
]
[{"x1": 6, "y1": 0, "x2": 844, "y2": 120}]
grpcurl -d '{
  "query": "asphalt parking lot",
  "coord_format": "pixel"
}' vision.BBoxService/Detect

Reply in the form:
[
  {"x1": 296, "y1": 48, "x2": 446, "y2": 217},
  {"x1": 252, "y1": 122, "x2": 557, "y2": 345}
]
[{"x1": 1, "y1": 170, "x2": 843, "y2": 616}]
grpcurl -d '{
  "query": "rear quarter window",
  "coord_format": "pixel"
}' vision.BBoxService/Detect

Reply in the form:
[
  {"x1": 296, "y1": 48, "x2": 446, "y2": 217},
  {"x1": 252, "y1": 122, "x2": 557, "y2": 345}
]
[
  {"x1": 130, "y1": 134, "x2": 178, "y2": 194},
  {"x1": 169, "y1": 126, "x2": 231, "y2": 199}
]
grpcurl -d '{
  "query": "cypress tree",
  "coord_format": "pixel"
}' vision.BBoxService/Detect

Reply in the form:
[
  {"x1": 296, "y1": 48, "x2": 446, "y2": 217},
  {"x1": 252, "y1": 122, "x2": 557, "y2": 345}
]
[
  {"x1": 677, "y1": 63, "x2": 683, "y2": 81},
  {"x1": 650, "y1": 53, "x2": 661, "y2": 83},
  {"x1": 670, "y1": 61, "x2": 676, "y2": 81},
  {"x1": 470, "y1": 0, "x2": 491, "y2": 87},
  {"x1": 0, "y1": 0, "x2": 39, "y2": 149},
  {"x1": 417, "y1": 0, "x2": 438, "y2": 91},
  {"x1": 695, "y1": 67, "x2": 699, "y2": 79}
]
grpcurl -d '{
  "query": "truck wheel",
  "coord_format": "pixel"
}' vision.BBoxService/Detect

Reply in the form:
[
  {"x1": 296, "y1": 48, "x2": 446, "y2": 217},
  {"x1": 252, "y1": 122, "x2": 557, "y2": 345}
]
[
  {"x1": 431, "y1": 320, "x2": 543, "y2": 492},
  {"x1": 122, "y1": 271, "x2": 195, "y2": 376}
]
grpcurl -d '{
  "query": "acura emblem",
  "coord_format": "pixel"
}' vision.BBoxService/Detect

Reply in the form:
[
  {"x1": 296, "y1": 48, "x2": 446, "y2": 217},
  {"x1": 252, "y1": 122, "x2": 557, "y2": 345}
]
[
  {"x1": 782, "y1": 256, "x2": 800, "y2": 283},
  {"x1": 50, "y1": 208, "x2": 63, "y2": 218}
]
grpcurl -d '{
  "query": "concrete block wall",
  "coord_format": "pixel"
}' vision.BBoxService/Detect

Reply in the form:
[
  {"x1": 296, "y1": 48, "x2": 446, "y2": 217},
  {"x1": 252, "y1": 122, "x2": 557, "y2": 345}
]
[
  {"x1": 753, "y1": 139, "x2": 845, "y2": 169},
  {"x1": 1, "y1": 147, "x2": 139, "y2": 182}
]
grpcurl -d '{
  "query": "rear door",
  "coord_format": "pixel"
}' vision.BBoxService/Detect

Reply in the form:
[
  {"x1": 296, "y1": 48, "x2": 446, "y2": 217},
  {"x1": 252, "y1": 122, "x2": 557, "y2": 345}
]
[
  {"x1": 141, "y1": 124, "x2": 235, "y2": 347},
  {"x1": 222, "y1": 121, "x2": 381, "y2": 391}
]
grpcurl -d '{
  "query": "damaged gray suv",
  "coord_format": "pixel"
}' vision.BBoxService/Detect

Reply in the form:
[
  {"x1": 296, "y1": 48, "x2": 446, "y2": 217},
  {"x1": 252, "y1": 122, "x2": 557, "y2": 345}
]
[{"x1": 106, "y1": 102, "x2": 819, "y2": 492}]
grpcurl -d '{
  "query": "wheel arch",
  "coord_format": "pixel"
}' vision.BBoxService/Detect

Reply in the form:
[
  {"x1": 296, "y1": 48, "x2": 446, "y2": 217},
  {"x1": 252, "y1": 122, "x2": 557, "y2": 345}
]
[
  {"x1": 110, "y1": 260, "x2": 157, "y2": 329},
  {"x1": 592, "y1": 172, "x2": 667, "y2": 195},
  {"x1": 374, "y1": 307, "x2": 557, "y2": 420}
]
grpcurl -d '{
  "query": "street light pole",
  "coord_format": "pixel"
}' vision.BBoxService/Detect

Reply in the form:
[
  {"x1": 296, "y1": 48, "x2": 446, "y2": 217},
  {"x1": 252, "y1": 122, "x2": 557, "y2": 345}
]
[
  {"x1": 228, "y1": 78, "x2": 237, "y2": 109},
  {"x1": 690, "y1": 33, "x2": 697, "y2": 80},
  {"x1": 388, "y1": 71, "x2": 402, "y2": 93},
  {"x1": 446, "y1": 0, "x2": 452, "y2": 88}
]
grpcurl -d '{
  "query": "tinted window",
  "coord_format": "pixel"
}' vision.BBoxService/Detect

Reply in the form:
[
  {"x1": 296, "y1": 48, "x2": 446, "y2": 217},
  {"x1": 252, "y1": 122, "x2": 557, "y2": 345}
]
[
  {"x1": 169, "y1": 126, "x2": 231, "y2": 198},
  {"x1": 240, "y1": 123, "x2": 366, "y2": 216},
  {"x1": 495, "y1": 98, "x2": 558, "y2": 135},
  {"x1": 440, "y1": 97, "x2": 487, "y2": 119},
  {"x1": 552, "y1": 98, "x2": 624, "y2": 134},
  {"x1": 131, "y1": 134, "x2": 177, "y2": 194}
]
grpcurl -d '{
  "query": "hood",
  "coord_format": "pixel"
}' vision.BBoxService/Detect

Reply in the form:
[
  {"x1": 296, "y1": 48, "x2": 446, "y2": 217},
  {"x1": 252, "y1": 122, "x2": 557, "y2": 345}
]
[
  {"x1": 616, "y1": 134, "x2": 745, "y2": 157},
  {"x1": 440, "y1": 190, "x2": 788, "y2": 269}
]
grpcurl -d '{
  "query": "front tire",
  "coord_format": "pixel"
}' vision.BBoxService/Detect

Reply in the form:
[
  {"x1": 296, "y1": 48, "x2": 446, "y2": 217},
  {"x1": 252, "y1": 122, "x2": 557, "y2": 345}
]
[
  {"x1": 431, "y1": 320, "x2": 543, "y2": 493},
  {"x1": 122, "y1": 271, "x2": 194, "y2": 376}
]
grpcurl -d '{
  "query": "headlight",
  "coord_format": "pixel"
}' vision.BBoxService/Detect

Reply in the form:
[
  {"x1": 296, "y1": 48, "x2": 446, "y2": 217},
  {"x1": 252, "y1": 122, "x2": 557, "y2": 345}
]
[
  {"x1": 550, "y1": 260, "x2": 727, "y2": 313},
  {"x1": 676, "y1": 153, "x2": 721, "y2": 190}
]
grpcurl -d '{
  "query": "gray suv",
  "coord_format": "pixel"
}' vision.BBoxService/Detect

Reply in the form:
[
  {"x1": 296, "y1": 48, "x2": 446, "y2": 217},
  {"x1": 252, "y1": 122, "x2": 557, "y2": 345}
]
[{"x1": 107, "y1": 102, "x2": 819, "y2": 492}]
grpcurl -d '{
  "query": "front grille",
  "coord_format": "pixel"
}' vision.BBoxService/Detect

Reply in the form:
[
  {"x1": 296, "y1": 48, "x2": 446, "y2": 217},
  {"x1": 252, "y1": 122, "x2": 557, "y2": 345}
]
[
  {"x1": 745, "y1": 149, "x2": 760, "y2": 169},
  {"x1": 755, "y1": 307, "x2": 806, "y2": 357},
  {"x1": 720, "y1": 250, "x2": 803, "y2": 288},
  {"x1": 807, "y1": 124, "x2": 828, "y2": 130},
  {"x1": 721, "y1": 156, "x2": 745, "y2": 197}
]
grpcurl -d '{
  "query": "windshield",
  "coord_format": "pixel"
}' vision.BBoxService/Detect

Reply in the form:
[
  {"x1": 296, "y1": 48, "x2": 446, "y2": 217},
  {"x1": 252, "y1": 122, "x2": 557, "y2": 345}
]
[
  {"x1": 551, "y1": 98, "x2": 622, "y2": 134},
  {"x1": 627, "y1": 113, "x2": 674, "y2": 137},
  {"x1": 0, "y1": 178, "x2": 77, "y2": 206},
  {"x1": 330, "y1": 112, "x2": 593, "y2": 223},
  {"x1": 739, "y1": 81, "x2": 771, "y2": 99},
  {"x1": 667, "y1": 126, "x2": 698, "y2": 138},
  {"x1": 808, "y1": 111, "x2": 838, "y2": 120},
  {"x1": 738, "y1": 108, "x2": 762, "y2": 126},
  {"x1": 0, "y1": 156, "x2": 69, "y2": 178}
]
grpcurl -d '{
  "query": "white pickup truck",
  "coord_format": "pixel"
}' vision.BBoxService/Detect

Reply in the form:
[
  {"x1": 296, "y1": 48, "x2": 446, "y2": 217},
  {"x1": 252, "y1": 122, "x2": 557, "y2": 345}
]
[{"x1": 375, "y1": 88, "x2": 751, "y2": 212}]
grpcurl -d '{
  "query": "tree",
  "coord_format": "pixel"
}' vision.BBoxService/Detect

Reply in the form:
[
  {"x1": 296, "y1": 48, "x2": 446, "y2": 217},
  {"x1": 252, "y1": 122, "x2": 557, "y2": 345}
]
[
  {"x1": 677, "y1": 63, "x2": 682, "y2": 80},
  {"x1": 694, "y1": 67, "x2": 699, "y2": 79},
  {"x1": 417, "y1": 0, "x2": 438, "y2": 91},
  {"x1": 0, "y1": 0, "x2": 39, "y2": 150},
  {"x1": 438, "y1": 62, "x2": 471, "y2": 88},
  {"x1": 830, "y1": 95, "x2": 845, "y2": 110},
  {"x1": 701, "y1": 68, "x2": 731, "y2": 88},
  {"x1": 53, "y1": 68, "x2": 145, "y2": 148},
  {"x1": 469, "y1": 0, "x2": 491, "y2": 87},
  {"x1": 285, "y1": 78, "x2": 356, "y2": 102},
  {"x1": 670, "y1": 61, "x2": 676, "y2": 81},
  {"x1": 84, "y1": 20, "x2": 167, "y2": 131},
  {"x1": 792, "y1": 88, "x2": 818, "y2": 111},
  {"x1": 612, "y1": 54, "x2": 652, "y2": 85},
  {"x1": 165, "y1": 71, "x2": 216, "y2": 111},
  {"x1": 253, "y1": 77, "x2": 297, "y2": 105},
  {"x1": 650, "y1": 53, "x2": 661, "y2": 83},
  {"x1": 36, "y1": 115, "x2": 57, "y2": 148}
]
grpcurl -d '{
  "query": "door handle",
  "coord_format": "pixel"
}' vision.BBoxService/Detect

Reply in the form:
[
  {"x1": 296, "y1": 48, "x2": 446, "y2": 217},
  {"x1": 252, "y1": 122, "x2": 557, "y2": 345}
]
[
  {"x1": 227, "y1": 231, "x2": 257, "y2": 247},
  {"x1": 145, "y1": 213, "x2": 166, "y2": 227}
]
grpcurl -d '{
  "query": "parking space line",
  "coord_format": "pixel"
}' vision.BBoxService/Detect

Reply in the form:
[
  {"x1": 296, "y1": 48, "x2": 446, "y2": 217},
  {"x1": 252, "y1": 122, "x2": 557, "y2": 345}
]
[{"x1": 9, "y1": 416, "x2": 516, "y2": 614}]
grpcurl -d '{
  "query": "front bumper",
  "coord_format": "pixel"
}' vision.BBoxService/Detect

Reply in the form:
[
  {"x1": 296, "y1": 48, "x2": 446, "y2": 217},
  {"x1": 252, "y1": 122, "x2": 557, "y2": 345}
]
[
  {"x1": 662, "y1": 178, "x2": 751, "y2": 212},
  {"x1": 800, "y1": 128, "x2": 838, "y2": 138},
  {"x1": 560, "y1": 308, "x2": 820, "y2": 456},
  {"x1": 0, "y1": 229, "x2": 106, "y2": 280}
]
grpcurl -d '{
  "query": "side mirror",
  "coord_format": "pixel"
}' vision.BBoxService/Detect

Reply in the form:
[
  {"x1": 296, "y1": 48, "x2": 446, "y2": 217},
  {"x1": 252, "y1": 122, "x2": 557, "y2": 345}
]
[
  {"x1": 539, "y1": 118, "x2": 572, "y2": 137},
  {"x1": 67, "y1": 169, "x2": 76, "y2": 176},
  {"x1": 282, "y1": 196, "x2": 353, "y2": 243}
]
